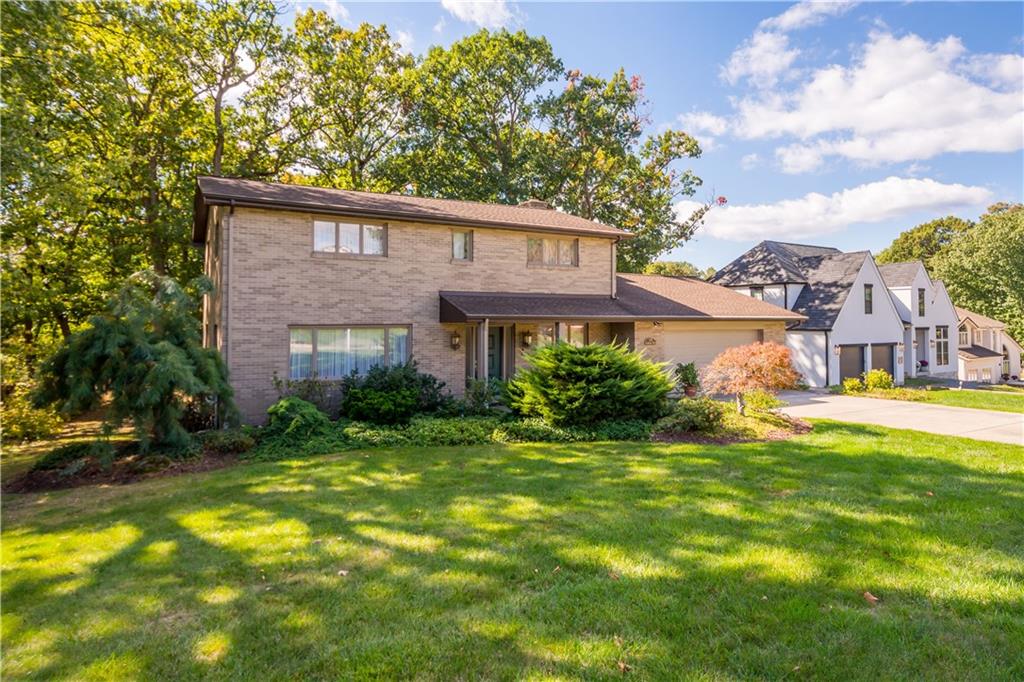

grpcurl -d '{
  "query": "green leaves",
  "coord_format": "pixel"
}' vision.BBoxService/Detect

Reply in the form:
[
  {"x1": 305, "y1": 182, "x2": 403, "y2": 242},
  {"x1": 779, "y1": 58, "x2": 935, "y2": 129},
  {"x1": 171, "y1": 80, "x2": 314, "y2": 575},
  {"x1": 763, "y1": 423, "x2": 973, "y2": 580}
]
[{"x1": 33, "y1": 271, "x2": 238, "y2": 452}]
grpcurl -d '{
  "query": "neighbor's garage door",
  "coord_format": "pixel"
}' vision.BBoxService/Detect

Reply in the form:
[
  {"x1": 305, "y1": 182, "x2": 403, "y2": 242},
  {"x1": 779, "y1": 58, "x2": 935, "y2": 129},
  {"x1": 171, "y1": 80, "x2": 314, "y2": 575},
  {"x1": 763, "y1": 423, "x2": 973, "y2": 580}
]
[
  {"x1": 871, "y1": 344, "x2": 895, "y2": 376},
  {"x1": 660, "y1": 327, "x2": 761, "y2": 370},
  {"x1": 839, "y1": 345, "x2": 865, "y2": 380}
]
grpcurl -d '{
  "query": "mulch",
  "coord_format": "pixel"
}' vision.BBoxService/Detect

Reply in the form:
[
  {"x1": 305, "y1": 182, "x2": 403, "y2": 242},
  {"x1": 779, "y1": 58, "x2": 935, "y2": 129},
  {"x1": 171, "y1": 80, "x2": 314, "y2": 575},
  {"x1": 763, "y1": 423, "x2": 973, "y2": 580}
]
[
  {"x1": 4, "y1": 451, "x2": 239, "y2": 494},
  {"x1": 652, "y1": 416, "x2": 812, "y2": 445}
]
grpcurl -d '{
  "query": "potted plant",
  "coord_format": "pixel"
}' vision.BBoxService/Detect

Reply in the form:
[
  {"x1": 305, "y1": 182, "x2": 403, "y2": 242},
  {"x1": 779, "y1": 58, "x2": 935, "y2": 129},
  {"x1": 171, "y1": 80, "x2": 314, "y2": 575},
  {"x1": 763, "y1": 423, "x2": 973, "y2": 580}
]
[{"x1": 675, "y1": 362, "x2": 700, "y2": 397}]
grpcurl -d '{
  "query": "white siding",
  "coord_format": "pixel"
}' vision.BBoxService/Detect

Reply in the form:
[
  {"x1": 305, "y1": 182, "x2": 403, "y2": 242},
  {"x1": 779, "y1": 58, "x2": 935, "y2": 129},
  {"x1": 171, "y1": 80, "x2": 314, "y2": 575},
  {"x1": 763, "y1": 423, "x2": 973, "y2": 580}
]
[
  {"x1": 830, "y1": 258, "x2": 906, "y2": 386},
  {"x1": 785, "y1": 331, "x2": 828, "y2": 387}
]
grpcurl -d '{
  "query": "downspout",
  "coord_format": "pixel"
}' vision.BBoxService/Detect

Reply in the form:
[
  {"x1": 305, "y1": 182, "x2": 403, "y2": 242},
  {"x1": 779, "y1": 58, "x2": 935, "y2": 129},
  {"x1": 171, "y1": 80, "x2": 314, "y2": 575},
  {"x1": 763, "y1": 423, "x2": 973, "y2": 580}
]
[
  {"x1": 610, "y1": 238, "x2": 618, "y2": 299},
  {"x1": 824, "y1": 330, "x2": 830, "y2": 386},
  {"x1": 224, "y1": 199, "x2": 235, "y2": 370}
]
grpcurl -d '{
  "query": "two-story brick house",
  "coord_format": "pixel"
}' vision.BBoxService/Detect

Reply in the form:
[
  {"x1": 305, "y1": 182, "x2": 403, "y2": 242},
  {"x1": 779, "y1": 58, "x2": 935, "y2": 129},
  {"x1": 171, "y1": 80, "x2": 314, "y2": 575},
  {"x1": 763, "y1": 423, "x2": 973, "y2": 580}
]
[{"x1": 194, "y1": 177, "x2": 803, "y2": 423}]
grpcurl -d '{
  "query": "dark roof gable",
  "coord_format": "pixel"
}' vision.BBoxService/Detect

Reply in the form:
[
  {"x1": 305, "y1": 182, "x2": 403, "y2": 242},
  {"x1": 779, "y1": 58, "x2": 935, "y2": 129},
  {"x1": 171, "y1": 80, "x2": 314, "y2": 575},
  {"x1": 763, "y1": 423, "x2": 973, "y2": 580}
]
[
  {"x1": 711, "y1": 240, "x2": 841, "y2": 287},
  {"x1": 877, "y1": 261, "x2": 925, "y2": 288},
  {"x1": 192, "y1": 176, "x2": 631, "y2": 243}
]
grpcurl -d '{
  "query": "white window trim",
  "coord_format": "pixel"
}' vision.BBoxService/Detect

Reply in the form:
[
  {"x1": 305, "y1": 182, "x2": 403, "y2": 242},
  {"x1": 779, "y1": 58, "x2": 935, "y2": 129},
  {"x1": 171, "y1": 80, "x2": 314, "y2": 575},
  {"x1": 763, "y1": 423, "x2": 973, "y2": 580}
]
[
  {"x1": 311, "y1": 217, "x2": 388, "y2": 258},
  {"x1": 526, "y1": 236, "x2": 579, "y2": 268}
]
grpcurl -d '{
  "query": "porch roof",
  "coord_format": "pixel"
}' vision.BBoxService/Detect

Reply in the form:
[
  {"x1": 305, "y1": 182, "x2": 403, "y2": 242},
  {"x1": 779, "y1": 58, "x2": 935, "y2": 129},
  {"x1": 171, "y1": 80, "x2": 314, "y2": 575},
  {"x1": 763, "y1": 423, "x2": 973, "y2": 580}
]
[
  {"x1": 958, "y1": 345, "x2": 1003, "y2": 360},
  {"x1": 439, "y1": 275, "x2": 807, "y2": 323}
]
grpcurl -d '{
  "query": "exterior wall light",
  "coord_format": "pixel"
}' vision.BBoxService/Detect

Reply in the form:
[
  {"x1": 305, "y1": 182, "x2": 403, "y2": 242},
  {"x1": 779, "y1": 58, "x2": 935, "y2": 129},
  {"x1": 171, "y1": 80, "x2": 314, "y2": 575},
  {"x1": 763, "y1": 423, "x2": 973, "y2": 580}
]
[
  {"x1": 833, "y1": 344, "x2": 841, "y2": 356},
  {"x1": 450, "y1": 331, "x2": 461, "y2": 350},
  {"x1": 522, "y1": 330, "x2": 533, "y2": 347}
]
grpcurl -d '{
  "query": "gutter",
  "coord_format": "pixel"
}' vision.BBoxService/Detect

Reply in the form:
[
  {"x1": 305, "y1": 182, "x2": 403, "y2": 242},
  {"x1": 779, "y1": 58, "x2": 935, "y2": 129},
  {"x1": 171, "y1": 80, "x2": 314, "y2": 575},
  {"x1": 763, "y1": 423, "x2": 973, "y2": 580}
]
[{"x1": 194, "y1": 194, "x2": 633, "y2": 244}]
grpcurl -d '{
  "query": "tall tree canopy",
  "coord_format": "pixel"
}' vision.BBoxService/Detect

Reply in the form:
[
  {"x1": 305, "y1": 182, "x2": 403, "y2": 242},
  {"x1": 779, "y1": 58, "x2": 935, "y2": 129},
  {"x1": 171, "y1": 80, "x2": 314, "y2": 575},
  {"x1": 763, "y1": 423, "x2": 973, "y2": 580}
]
[
  {"x1": 3, "y1": 5, "x2": 709, "y2": 374},
  {"x1": 931, "y1": 204, "x2": 1024, "y2": 342},
  {"x1": 643, "y1": 261, "x2": 716, "y2": 279},
  {"x1": 875, "y1": 215, "x2": 974, "y2": 269}
]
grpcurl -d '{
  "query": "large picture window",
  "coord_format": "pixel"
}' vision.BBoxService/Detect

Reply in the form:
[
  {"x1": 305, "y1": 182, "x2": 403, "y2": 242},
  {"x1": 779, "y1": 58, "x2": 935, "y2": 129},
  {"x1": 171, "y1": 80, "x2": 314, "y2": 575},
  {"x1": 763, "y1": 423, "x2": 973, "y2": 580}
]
[
  {"x1": 527, "y1": 237, "x2": 578, "y2": 266},
  {"x1": 935, "y1": 326, "x2": 949, "y2": 365},
  {"x1": 289, "y1": 326, "x2": 409, "y2": 379},
  {"x1": 313, "y1": 219, "x2": 386, "y2": 256}
]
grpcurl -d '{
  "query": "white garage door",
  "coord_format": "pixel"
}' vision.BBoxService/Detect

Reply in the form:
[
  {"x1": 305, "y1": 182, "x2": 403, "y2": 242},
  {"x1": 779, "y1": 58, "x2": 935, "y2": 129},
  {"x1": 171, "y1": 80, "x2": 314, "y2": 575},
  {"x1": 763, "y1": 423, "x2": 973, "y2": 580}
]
[{"x1": 661, "y1": 327, "x2": 762, "y2": 369}]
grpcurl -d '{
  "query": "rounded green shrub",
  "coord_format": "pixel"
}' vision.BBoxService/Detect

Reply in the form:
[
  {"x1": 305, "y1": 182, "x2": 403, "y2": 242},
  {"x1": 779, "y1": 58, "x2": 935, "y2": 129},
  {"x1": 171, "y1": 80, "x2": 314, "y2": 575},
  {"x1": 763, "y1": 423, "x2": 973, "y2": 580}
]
[
  {"x1": 842, "y1": 377, "x2": 865, "y2": 393},
  {"x1": 200, "y1": 428, "x2": 256, "y2": 454},
  {"x1": 744, "y1": 389, "x2": 786, "y2": 413},
  {"x1": 264, "y1": 397, "x2": 331, "y2": 440},
  {"x1": 508, "y1": 342, "x2": 673, "y2": 426},
  {"x1": 340, "y1": 361, "x2": 450, "y2": 424},
  {"x1": 863, "y1": 368, "x2": 894, "y2": 390},
  {"x1": 655, "y1": 397, "x2": 725, "y2": 434}
]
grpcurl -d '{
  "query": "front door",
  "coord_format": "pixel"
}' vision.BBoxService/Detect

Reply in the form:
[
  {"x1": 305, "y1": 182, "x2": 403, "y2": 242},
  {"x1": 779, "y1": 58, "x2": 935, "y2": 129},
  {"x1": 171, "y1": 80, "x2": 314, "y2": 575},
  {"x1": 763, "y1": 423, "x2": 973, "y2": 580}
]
[
  {"x1": 487, "y1": 327, "x2": 504, "y2": 380},
  {"x1": 915, "y1": 328, "x2": 929, "y2": 369}
]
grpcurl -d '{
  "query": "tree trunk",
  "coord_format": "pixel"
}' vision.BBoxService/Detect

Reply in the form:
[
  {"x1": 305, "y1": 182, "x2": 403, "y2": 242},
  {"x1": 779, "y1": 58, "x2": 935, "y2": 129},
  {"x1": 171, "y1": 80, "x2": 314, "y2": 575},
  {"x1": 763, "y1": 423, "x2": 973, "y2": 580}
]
[{"x1": 736, "y1": 394, "x2": 745, "y2": 416}]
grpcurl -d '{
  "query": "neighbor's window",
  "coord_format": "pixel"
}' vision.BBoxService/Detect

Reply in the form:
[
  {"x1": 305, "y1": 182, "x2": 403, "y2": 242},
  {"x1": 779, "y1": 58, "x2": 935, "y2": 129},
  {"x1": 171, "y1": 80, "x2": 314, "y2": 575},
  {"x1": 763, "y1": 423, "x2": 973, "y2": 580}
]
[
  {"x1": 917, "y1": 288, "x2": 926, "y2": 316},
  {"x1": 289, "y1": 326, "x2": 409, "y2": 379},
  {"x1": 527, "y1": 237, "x2": 578, "y2": 266},
  {"x1": 974, "y1": 329, "x2": 984, "y2": 346},
  {"x1": 967, "y1": 369, "x2": 978, "y2": 381},
  {"x1": 750, "y1": 286, "x2": 764, "y2": 301},
  {"x1": 935, "y1": 326, "x2": 949, "y2": 365},
  {"x1": 452, "y1": 230, "x2": 473, "y2": 261},
  {"x1": 982, "y1": 368, "x2": 992, "y2": 382},
  {"x1": 958, "y1": 326, "x2": 968, "y2": 346},
  {"x1": 864, "y1": 283, "x2": 873, "y2": 314},
  {"x1": 564, "y1": 323, "x2": 587, "y2": 347},
  {"x1": 313, "y1": 219, "x2": 386, "y2": 256}
]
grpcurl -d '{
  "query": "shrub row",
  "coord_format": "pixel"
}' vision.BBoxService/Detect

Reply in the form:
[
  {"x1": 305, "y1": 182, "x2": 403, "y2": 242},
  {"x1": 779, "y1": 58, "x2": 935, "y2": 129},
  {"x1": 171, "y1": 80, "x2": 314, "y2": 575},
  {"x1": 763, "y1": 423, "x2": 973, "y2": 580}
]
[{"x1": 243, "y1": 398, "x2": 654, "y2": 461}]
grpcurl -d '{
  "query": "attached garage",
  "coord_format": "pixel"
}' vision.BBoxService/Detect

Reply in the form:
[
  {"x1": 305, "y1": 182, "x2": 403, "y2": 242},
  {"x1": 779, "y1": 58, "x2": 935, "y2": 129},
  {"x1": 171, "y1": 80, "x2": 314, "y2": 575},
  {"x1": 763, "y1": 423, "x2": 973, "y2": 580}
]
[
  {"x1": 838, "y1": 345, "x2": 865, "y2": 380},
  {"x1": 659, "y1": 325, "x2": 763, "y2": 370},
  {"x1": 871, "y1": 343, "x2": 895, "y2": 376}
]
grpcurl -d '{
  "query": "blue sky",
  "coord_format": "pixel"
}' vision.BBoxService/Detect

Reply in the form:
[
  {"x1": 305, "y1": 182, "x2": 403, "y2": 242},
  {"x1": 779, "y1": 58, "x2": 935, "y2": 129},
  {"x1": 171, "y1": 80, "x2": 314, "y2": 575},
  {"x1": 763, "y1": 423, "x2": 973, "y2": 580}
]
[{"x1": 288, "y1": 1, "x2": 1023, "y2": 269}]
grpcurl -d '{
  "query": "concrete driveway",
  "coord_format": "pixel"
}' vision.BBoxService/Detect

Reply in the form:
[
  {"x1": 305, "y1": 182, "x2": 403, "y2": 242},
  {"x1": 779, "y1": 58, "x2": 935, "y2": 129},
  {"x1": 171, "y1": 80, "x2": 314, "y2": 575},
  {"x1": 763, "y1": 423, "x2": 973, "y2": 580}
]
[{"x1": 778, "y1": 391, "x2": 1024, "y2": 446}]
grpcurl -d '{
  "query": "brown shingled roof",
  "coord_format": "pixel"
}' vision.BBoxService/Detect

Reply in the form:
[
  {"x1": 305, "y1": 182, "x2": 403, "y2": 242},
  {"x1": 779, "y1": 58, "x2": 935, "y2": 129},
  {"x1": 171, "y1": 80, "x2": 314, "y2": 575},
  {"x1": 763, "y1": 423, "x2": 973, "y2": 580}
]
[
  {"x1": 439, "y1": 275, "x2": 806, "y2": 322},
  {"x1": 955, "y1": 306, "x2": 1006, "y2": 329},
  {"x1": 193, "y1": 176, "x2": 630, "y2": 243}
]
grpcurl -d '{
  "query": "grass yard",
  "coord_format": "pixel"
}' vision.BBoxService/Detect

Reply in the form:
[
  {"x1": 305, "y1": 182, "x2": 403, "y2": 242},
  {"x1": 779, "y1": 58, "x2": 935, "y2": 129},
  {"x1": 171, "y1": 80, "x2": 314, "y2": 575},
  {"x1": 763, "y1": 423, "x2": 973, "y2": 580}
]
[
  {"x1": 857, "y1": 379, "x2": 1024, "y2": 414},
  {"x1": 3, "y1": 421, "x2": 1023, "y2": 680}
]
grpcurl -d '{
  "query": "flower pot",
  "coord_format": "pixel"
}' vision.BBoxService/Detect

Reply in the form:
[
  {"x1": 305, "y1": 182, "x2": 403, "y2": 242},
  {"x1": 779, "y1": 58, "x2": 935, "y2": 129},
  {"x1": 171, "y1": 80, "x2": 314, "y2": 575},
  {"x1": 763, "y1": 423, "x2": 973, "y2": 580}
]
[{"x1": 684, "y1": 385, "x2": 697, "y2": 397}]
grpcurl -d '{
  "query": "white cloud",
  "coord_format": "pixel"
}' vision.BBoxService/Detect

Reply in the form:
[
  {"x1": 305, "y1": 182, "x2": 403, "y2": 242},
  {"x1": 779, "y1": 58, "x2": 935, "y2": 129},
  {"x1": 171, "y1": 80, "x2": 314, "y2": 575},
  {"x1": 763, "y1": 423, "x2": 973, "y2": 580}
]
[
  {"x1": 395, "y1": 29, "x2": 415, "y2": 54},
  {"x1": 679, "y1": 111, "x2": 728, "y2": 136},
  {"x1": 759, "y1": 1, "x2": 858, "y2": 32},
  {"x1": 962, "y1": 52, "x2": 1024, "y2": 91},
  {"x1": 740, "y1": 153, "x2": 761, "y2": 170},
  {"x1": 722, "y1": 31, "x2": 799, "y2": 88},
  {"x1": 433, "y1": 16, "x2": 446, "y2": 33},
  {"x1": 733, "y1": 31, "x2": 1024, "y2": 171},
  {"x1": 440, "y1": 0, "x2": 516, "y2": 28},
  {"x1": 676, "y1": 176, "x2": 992, "y2": 241}
]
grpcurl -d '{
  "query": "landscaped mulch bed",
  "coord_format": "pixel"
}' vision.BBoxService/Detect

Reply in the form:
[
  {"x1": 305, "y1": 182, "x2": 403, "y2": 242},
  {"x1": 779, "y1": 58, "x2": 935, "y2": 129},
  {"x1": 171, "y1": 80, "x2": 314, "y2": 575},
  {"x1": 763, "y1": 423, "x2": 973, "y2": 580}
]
[
  {"x1": 3, "y1": 451, "x2": 238, "y2": 494},
  {"x1": 653, "y1": 414, "x2": 812, "y2": 445}
]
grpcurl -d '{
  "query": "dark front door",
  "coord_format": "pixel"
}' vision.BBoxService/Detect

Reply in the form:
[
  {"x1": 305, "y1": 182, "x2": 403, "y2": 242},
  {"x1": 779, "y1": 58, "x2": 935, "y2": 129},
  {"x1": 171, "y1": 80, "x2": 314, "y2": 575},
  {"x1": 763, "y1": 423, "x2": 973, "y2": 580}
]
[
  {"x1": 487, "y1": 327, "x2": 504, "y2": 379},
  {"x1": 871, "y1": 344, "x2": 895, "y2": 376},
  {"x1": 839, "y1": 345, "x2": 865, "y2": 381}
]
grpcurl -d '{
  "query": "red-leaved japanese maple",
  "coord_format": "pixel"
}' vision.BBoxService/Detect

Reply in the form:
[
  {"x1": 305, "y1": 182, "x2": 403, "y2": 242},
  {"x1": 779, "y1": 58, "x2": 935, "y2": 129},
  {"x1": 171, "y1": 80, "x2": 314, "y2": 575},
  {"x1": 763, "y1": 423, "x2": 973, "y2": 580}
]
[{"x1": 701, "y1": 342, "x2": 800, "y2": 414}]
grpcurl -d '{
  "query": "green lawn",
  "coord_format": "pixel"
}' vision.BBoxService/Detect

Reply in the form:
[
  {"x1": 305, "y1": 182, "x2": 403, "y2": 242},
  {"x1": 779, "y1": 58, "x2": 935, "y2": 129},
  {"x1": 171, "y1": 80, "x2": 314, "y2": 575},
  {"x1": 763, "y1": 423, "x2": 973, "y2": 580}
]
[
  {"x1": 874, "y1": 381, "x2": 1024, "y2": 413},
  {"x1": 3, "y1": 422, "x2": 1023, "y2": 680}
]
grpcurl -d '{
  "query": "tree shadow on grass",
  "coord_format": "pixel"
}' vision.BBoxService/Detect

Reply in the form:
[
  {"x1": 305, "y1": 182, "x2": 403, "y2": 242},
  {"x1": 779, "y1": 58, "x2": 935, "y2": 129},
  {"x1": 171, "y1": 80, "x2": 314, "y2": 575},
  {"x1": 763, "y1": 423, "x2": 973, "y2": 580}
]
[{"x1": 3, "y1": 421, "x2": 1023, "y2": 679}]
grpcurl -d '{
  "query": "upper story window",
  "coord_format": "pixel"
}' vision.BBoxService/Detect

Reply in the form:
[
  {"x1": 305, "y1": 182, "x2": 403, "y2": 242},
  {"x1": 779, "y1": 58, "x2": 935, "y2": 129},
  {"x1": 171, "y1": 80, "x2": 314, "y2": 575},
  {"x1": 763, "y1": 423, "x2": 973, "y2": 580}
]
[
  {"x1": 974, "y1": 329, "x2": 984, "y2": 346},
  {"x1": 958, "y1": 326, "x2": 968, "y2": 346},
  {"x1": 917, "y1": 288, "x2": 926, "y2": 316},
  {"x1": 527, "y1": 237, "x2": 578, "y2": 267},
  {"x1": 864, "y1": 283, "x2": 873, "y2": 314},
  {"x1": 452, "y1": 229, "x2": 473, "y2": 261},
  {"x1": 750, "y1": 286, "x2": 764, "y2": 301},
  {"x1": 313, "y1": 219, "x2": 386, "y2": 256}
]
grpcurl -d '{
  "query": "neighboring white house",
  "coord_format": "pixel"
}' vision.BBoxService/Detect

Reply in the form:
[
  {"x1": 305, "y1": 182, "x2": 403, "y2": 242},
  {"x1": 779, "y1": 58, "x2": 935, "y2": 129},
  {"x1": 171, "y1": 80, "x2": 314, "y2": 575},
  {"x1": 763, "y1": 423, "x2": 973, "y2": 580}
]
[
  {"x1": 877, "y1": 262, "x2": 959, "y2": 380},
  {"x1": 955, "y1": 307, "x2": 1023, "y2": 383},
  {"x1": 711, "y1": 241, "x2": 906, "y2": 387}
]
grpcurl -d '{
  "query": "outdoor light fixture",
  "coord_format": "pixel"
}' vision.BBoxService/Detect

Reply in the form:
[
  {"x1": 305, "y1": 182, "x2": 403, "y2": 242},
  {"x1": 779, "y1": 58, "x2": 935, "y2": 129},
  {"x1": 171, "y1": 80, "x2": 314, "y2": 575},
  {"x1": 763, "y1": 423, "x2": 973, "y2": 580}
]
[
  {"x1": 652, "y1": 321, "x2": 663, "y2": 327},
  {"x1": 522, "y1": 330, "x2": 533, "y2": 347},
  {"x1": 450, "y1": 331, "x2": 461, "y2": 350},
  {"x1": 897, "y1": 342, "x2": 905, "y2": 351},
  {"x1": 833, "y1": 344, "x2": 841, "y2": 356},
  {"x1": 929, "y1": 339, "x2": 936, "y2": 348},
  {"x1": 912, "y1": 339, "x2": 919, "y2": 350}
]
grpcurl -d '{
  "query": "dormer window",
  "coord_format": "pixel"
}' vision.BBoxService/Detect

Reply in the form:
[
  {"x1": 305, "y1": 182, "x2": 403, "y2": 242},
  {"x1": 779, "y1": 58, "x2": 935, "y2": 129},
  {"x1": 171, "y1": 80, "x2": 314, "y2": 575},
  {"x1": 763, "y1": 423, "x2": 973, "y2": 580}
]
[
  {"x1": 750, "y1": 286, "x2": 764, "y2": 301},
  {"x1": 959, "y1": 325, "x2": 968, "y2": 346},
  {"x1": 313, "y1": 219, "x2": 386, "y2": 256}
]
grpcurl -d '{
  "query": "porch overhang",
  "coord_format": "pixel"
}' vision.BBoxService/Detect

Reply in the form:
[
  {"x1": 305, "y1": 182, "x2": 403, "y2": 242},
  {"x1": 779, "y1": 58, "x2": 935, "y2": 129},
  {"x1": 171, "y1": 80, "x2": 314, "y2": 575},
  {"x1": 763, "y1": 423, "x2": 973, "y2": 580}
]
[{"x1": 439, "y1": 288, "x2": 806, "y2": 324}]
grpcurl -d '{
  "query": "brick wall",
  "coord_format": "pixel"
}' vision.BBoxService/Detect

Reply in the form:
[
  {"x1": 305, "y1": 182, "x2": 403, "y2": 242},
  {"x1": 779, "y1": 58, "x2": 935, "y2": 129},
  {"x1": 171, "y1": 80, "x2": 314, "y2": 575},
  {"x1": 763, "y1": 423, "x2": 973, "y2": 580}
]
[{"x1": 212, "y1": 207, "x2": 616, "y2": 422}]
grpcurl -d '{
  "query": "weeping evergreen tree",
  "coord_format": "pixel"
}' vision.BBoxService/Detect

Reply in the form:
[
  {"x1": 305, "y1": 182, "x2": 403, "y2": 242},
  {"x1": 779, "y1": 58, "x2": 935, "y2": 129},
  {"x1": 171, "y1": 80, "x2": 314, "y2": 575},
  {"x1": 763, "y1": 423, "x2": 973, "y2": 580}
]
[{"x1": 34, "y1": 271, "x2": 238, "y2": 453}]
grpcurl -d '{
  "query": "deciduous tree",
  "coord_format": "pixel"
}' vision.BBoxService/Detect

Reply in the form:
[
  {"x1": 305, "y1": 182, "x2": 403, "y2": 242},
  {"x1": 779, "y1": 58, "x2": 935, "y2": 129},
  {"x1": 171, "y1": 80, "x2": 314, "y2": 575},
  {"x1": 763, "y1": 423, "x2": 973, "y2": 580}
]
[{"x1": 701, "y1": 342, "x2": 799, "y2": 415}]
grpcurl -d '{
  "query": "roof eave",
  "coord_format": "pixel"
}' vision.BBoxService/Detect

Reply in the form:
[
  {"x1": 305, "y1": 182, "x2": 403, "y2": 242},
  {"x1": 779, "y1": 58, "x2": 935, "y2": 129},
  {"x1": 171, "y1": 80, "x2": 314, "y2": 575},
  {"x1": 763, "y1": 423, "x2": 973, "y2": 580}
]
[{"x1": 194, "y1": 192, "x2": 632, "y2": 242}]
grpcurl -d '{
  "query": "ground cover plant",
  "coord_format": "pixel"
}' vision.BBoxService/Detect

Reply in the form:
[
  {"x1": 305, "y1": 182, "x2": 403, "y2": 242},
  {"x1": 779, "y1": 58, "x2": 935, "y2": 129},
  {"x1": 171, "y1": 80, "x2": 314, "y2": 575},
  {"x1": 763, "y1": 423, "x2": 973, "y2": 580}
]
[{"x1": 2, "y1": 422, "x2": 1022, "y2": 679}]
